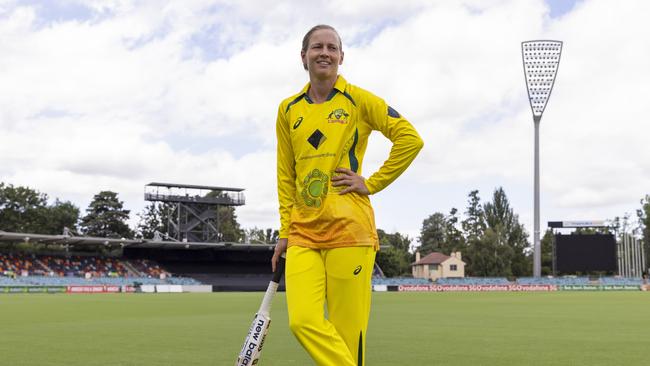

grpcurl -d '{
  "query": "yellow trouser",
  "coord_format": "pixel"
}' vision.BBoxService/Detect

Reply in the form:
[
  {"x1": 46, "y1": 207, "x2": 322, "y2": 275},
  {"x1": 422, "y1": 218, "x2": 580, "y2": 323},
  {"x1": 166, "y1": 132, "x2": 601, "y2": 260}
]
[{"x1": 286, "y1": 245, "x2": 376, "y2": 366}]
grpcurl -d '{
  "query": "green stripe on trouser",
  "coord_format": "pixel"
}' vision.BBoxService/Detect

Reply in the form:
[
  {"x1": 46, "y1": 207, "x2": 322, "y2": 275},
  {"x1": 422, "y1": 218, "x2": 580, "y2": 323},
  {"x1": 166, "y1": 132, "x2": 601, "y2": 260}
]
[{"x1": 358, "y1": 331, "x2": 363, "y2": 365}]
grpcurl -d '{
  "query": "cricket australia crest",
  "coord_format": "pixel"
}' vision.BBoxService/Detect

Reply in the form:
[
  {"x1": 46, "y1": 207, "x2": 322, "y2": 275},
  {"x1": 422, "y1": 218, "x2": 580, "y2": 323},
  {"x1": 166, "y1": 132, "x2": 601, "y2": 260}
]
[{"x1": 327, "y1": 108, "x2": 349, "y2": 124}]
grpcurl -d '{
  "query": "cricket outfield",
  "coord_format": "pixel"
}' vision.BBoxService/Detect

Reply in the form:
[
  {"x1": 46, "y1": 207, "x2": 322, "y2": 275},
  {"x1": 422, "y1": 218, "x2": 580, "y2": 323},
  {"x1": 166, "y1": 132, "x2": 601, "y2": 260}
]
[{"x1": 0, "y1": 292, "x2": 648, "y2": 365}]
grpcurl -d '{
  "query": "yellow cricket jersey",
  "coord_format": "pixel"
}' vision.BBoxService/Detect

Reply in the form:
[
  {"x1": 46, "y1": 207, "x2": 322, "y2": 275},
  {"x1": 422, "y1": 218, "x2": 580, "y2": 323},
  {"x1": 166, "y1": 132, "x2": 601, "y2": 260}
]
[{"x1": 276, "y1": 75, "x2": 423, "y2": 250}]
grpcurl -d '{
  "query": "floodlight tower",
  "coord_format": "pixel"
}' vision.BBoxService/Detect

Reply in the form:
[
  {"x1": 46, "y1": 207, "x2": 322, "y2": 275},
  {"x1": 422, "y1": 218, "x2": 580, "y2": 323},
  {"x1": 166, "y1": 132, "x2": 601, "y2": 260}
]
[{"x1": 522, "y1": 40, "x2": 563, "y2": 277}]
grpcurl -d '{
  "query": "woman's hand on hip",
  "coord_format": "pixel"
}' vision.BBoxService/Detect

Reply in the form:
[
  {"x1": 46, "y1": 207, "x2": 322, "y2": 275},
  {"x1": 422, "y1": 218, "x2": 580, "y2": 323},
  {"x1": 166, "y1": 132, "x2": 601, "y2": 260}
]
[{"x1": 331, "y1": 167, "x2": 370, "y2": 195}]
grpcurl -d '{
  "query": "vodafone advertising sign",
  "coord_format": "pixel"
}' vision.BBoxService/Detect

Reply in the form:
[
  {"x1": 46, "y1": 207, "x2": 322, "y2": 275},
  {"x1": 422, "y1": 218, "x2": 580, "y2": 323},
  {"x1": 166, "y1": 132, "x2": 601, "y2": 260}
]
[{"x1": 397, "y1": 284, "x2": 558, "y2": 292}]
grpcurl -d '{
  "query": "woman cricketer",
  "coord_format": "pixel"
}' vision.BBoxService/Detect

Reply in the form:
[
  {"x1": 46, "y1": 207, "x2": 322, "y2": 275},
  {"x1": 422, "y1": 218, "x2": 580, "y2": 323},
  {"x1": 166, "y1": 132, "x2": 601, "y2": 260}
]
[{"x1": 271, "y1": 24, "x2": 423, "y2": 365}]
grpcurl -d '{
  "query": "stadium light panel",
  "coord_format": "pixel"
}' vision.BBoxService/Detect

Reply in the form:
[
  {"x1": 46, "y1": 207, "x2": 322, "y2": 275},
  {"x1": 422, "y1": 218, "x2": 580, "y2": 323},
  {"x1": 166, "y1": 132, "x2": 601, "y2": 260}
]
[{"x1": 522, "y1": 41, "x2": 563, "y2": 119}]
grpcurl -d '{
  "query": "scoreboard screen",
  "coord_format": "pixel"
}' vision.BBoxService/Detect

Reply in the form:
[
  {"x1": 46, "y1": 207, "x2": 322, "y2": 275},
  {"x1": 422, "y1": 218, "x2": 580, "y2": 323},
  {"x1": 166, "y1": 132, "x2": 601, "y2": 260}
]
[{"x1": 555, "y1": 234, "x2": 617, "y2": 273}]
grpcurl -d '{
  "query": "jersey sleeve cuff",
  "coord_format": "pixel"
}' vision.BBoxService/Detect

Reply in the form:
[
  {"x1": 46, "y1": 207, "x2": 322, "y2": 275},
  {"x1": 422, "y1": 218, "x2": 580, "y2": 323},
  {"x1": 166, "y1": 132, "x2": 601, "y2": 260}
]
[{"x1": 365, "y1": 179, "x2": 380, "y2": 195}]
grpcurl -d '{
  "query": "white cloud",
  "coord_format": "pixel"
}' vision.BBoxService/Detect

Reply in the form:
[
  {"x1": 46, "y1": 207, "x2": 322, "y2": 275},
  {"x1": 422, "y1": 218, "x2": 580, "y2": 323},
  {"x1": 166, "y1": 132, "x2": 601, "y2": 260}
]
[{"x1": 1, "y1": 0, "x2": 649, "y2": 243}]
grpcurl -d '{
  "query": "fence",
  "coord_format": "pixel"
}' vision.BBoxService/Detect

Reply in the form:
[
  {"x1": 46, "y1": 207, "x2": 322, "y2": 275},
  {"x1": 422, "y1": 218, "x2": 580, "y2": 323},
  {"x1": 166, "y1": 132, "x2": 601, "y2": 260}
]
[{"x1": 618, "y1": 234, "x2": 646, "y2": 277}]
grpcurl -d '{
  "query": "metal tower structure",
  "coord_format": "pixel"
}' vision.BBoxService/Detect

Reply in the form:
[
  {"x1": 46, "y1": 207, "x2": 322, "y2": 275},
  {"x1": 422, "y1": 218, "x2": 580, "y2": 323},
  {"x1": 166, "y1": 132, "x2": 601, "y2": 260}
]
[
  {"x1": 144, "y1": 182, "x2": 245, "y2": 243},
  {"x1": 522, "y1": 40, "x2": 563, "y2": 277}
]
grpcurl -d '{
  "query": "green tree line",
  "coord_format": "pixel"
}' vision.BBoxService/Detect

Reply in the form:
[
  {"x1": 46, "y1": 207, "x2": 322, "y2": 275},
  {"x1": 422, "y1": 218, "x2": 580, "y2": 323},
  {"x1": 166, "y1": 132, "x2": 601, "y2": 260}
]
[
  {"x1": 377, "y1": 187, "x2": 532, "y2": 277},
  {"x1": 0, "y1": 182, "x2": 249, "y2": 243},
  {"x1": 2, "y1": 182, "x2": 649, "y2": 275}
]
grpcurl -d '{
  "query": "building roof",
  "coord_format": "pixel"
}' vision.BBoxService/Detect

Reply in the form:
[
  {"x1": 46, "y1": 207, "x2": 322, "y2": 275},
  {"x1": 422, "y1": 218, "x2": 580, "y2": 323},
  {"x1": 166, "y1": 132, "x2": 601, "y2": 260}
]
[{"x1": 412, "y1": 252, "x2": 450, "y2": 266}]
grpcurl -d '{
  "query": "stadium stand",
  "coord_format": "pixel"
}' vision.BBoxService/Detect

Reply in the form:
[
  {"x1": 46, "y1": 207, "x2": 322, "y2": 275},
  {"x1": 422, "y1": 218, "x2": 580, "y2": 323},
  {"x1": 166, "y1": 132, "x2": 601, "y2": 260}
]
[
  {"x1": 599, "y1": 277, "x2": 644, "y2": 286},
  {"x1": 0, "y1": 252, "x2": 199, "y2": 286},
  {"x1": 370, "y1": 276, "x2": 645, "y2": 287},
  {"x1": 129, "y1": 259, "x2": 169, "y2": 278},
  {"x1": 2, "y1": 251, "x2": 644, "y2": 290},
  {"x1": 40, "y1": 255, "x2": 129, "y2": 277},
  {"x1": 9, "y1": 275, "x2": 199, "y2": 286},
  {"x1": 123, "y1": 247, "x2": 280, "y2": 291},
  {"x1": 516, "y1": 277, "x2": 590, "y2": 285},
  {"x1": 435, "y1": 277, "x2": 511, "y2": 285},
  {"x1": 1, "y1": 252, "x2": 38, "y2": 275},
  {"x1": 372, "y1": 277, "x2": 431, "y2": 286}
]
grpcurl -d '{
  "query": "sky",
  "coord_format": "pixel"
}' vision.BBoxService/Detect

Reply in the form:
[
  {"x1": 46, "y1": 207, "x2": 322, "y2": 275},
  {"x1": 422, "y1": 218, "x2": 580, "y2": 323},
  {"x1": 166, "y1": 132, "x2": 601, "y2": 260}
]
[{"x1": 1, "y1": 0, "x2": 649, "y2": 247}]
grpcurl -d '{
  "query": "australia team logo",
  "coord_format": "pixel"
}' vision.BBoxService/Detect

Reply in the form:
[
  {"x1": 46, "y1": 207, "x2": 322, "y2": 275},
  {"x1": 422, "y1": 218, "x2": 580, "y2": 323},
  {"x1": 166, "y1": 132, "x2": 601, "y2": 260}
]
[
  {"x1": 327, "y1": 108, "x2": 349, "y2": 124},
  {"x1": 301, "y1": 168, "x2": 329, "y2": 207}
]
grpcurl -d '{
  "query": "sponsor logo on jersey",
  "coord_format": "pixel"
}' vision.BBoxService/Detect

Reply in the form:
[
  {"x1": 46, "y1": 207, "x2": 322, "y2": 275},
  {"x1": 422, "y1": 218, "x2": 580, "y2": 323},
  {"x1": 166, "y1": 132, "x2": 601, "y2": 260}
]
[
  {"x1": 327, "y1": 108, "x2": 349, "y2": 124},
  {"x1": 307, "y1": 129, "x2": 326, "y2": 150},
  {"x1": 293, "y1": 117, "x2": 303, "y2": 129},
  {"x1": 353, "y1": 265, "x2": 362, "y2": 275}
]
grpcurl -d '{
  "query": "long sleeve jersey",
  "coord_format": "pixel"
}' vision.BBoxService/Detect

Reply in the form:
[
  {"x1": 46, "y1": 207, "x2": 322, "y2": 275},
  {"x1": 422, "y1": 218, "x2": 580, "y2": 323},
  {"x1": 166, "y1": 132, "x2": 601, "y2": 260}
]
[{"x1": 276, "y1": 75, "x2": 423, "y2": 250}]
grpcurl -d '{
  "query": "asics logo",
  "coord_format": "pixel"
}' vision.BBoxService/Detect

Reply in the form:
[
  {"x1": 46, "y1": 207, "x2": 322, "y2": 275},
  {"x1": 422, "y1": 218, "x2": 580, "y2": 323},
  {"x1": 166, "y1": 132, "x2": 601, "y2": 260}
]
[
  {"x1": 353, "y1": 265, "x2": 362, "y2": 275},
  {"x1": 293, "y1": 117, "x2": 303, "y2": 129}
]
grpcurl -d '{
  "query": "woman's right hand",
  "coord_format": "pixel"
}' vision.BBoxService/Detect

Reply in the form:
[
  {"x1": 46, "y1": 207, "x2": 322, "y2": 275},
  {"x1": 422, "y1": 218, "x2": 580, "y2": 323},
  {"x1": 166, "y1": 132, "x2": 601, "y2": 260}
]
[{"x1": 272, "y1": 238, "x2": 288, "y2": 272}]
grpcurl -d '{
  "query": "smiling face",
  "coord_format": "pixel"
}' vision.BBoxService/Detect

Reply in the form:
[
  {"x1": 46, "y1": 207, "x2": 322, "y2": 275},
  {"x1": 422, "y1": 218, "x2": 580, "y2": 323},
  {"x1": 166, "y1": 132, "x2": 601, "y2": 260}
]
[{"x1": 301, "y1": 28, "x2": 344, "y2": 81}]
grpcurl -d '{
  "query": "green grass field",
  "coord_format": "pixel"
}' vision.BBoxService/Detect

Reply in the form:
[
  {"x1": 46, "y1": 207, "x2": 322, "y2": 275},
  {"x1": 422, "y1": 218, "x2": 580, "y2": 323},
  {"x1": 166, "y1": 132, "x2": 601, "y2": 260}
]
[{"x1": 0, "y1": 292, "x2": 648, "y2": 365}]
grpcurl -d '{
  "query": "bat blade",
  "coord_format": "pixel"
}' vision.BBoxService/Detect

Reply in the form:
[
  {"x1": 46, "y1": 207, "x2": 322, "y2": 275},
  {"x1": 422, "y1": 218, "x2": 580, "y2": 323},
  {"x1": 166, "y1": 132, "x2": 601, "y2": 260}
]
[
  {"x1": 236, "y1": 313, "x2": 271, "y2": 366},
  {"x1": 234, "y1": 254, "x2": 285, "y2": 366}
]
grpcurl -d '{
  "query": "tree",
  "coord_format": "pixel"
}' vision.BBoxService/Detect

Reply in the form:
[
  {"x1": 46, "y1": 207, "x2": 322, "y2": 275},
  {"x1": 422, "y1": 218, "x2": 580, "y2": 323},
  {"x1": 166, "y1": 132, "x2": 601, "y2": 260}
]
[
  {"x1": 265, "y1": 228, "x2": 279, "y2": 244},
  {"x1": 541, "y1": 229, "x2": 554, "y2": 276},
  {"x1": 42, "y1": 199, "x2": 80, "y2": 235},
  {"x1": 462, "y1": 190, "x2": 485, "y2": 241},
  {"x1": 418, "y1": 208, "x2": 465, "y2": 256},
  {"x1": 245, "y1": 227, "x2": 279, "y2": 244},
  {"x1": 482, "y1": 187, "x2": 531, "y2": 277},
  {"x1": 637, "y1": 195, "x2": 650, "y2": 270},
  {"x1": 469, "y1": 227, "x2": 515, "y2": 277},
  {"x1": 0, "y1": 183, "x2": 79, "y2": 235},
  {"x1": 216, "y1": 204, "x2": 244, "y2": 242},
  {"x1": 80, "y1": 191, "x2": 133, "y2": 239},
  {"x1": 460, "y1": 187, "x2": 531, "y2": 277},
  {"x1": 204, "y1": 190, "x2": 245, "y2": 242},
  {"x1": 460, "y1": 190, "x2": 485, "y2": 275},
  {"x1": 611, "y1": 212, "x2": 634, "y2": 236},
  {"x1": 375, "y1": 229, "x2": 413, "y2": 277},
  {"x1": 445, "y1": 208, "x2": 466, "y2": 253},
  {"x1": 418, "y1": 212, "x2": 447, "y2": 255},
  {"x1": 0, "y1": 182, "x2": 48, "y2": 233},
  {"x1": 136, "y1": 202, "x2": 172, "y2": 239}
]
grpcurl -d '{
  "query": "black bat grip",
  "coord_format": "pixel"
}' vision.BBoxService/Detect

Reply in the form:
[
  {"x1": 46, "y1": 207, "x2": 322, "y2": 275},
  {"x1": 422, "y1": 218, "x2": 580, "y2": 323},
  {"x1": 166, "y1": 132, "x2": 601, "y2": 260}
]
[{"x1": 272, "y1": 254, "x2": 286, "y2": 284}]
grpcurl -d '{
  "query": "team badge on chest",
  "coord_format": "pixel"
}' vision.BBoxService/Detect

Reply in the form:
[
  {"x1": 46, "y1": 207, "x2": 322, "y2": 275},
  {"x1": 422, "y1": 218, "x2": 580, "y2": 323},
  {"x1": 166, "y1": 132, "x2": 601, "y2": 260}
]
[{"x1": 327, "y1": 108, "x2": 349, "y2": 124}]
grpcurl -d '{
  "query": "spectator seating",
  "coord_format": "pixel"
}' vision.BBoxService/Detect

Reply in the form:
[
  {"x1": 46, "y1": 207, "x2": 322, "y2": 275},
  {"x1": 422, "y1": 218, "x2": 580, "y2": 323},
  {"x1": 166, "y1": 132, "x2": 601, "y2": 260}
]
[
  {"x1": 129, "y1": 259, "x2": 170, "y2": 278},
  {"x1": 516, "y1": 277, "x2": 590, "y2": 285},
  {"x1": 599, "y1": 277, "x2": 643, "y2": 285},
  {"x1": 1, "y1": 253, "x2": 37, "y2": 275},
  {"x1": 1, "y1": 275, "x2": 200, "y2": 286},
  {"x1": 40, "y1": 255, "x2": 129, "y2": 277},
  {"x1": 372, "y1": 277, "x2": 430, "y2": 286},
  {"x1": 0, "y1": 252, "x2": 200, "y2": 286},
  {"x1": 372, "y1": 276, "x2": 644, "y2": 287},
  {"x1": 436, "y1": 277, "x2": 512, "y2": 285}
]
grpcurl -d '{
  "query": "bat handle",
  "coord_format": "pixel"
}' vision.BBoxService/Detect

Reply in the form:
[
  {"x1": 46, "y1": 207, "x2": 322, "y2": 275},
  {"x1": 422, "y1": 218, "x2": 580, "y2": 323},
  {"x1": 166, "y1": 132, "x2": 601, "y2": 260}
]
[{"x1": 272, "y1": 253, "x2": 286, "y2": 284}]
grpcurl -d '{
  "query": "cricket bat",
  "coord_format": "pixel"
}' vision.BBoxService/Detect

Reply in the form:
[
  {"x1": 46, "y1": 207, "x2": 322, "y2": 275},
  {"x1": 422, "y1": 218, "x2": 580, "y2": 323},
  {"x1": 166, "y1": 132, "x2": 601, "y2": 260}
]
[{"x1": 235, "y1": 253, "x2": 286, "y2": 366}]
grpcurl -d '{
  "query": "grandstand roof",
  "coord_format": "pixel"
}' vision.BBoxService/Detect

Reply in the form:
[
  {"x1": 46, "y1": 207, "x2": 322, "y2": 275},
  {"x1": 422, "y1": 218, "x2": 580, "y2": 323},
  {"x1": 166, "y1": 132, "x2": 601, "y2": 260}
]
[
  {"x1": 0, "y1": 230, "x2": 391, "y2": 252},
  {"x1": 0, "y1": 230, "x2": 274, "y2": 251}
]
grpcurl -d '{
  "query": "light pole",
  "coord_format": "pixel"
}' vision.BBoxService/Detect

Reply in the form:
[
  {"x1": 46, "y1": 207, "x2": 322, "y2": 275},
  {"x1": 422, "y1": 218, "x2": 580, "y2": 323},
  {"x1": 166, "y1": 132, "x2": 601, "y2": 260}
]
[{"x1": 522, "y1": 40, "x2": 563, "y2": 277}]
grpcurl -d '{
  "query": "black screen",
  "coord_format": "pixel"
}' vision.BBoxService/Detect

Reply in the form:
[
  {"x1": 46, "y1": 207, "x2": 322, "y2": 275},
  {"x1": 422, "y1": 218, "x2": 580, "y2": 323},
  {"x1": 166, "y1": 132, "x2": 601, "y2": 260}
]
[{"x1": 555, "y1": 234, "x2": 617, "y2": 273}]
